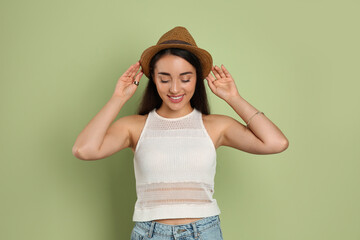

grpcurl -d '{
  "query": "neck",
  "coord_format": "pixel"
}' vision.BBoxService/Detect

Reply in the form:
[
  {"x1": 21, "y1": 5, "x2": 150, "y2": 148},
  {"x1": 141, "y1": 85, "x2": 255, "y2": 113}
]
[{"x1": 156, "y1": 104, "x2": 193, "y2": 118}]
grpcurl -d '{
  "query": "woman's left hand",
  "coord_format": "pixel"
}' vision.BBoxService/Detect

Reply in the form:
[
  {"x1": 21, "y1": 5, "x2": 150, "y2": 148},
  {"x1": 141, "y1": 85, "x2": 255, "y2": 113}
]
[{"x1": 205, "y1": 65, "x2": 241, "y2": 102}]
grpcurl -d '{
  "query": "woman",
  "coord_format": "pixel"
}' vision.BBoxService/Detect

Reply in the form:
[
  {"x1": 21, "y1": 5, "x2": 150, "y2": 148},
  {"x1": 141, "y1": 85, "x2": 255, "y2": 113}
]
[{"x1": 72, "y1": 26, "x2": 289, "y2": 239}]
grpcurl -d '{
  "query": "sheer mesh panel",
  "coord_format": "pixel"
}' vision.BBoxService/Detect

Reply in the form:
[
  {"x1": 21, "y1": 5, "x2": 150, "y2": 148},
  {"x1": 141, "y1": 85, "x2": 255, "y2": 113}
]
[
  {"x1": 149, "y1": 111, "x2": 202, "y2": 130},
  {"x1": 143, "y1": 110, "x2": 205, "y2": 138},
  {"x1": 136, "y1": 182, "x2": 215, "y2": 209},
  {"x1": 143, "y1": 129, "x2": 206, "y2": 138}
]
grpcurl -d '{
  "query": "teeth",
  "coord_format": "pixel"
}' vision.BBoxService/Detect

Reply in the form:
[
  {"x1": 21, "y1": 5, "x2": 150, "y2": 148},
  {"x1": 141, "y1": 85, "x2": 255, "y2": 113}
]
[{"x1": 170, "y1": 95, "x2": 183, "y2": 100}]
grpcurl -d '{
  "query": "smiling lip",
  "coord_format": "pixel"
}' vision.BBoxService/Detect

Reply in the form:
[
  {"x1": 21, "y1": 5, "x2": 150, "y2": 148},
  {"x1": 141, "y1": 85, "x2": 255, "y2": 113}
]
[
  {"x1": 168, "y1": 94, "x2": 184, "y2": 103},
  {"x1": 168, "y1": 94, "x2": 184, "y2": 97}
]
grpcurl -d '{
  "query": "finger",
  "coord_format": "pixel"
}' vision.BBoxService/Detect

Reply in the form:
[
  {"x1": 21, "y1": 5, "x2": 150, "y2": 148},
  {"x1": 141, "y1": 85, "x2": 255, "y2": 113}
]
[
  {"x1": 206, "y1": 71, "x2": 216, "y2": 82},
  {"x1": 205, "y1": 77, "x2": 216, "y2": 93},
  {"x1": 123, "y1": 64, "x2": 135, "y2": 77},
  {"x1": 129, "y1": 62, "x2": 140, "y2": 78},
  {"x1": 133, "y1": 70, "x2": 143, "y2": 84},
  {"x1": 130, "y1": 63, "x2": 140, "y2": 78},
  {"x1": 216, "y1": 65, "x2": 226, "y2": 78},
  {"x1": 212, "y1": 66, "x2": 221, "y2": 79},
  {"x1": 221, "y1": 64, "x2": 232, "y2": 78}
]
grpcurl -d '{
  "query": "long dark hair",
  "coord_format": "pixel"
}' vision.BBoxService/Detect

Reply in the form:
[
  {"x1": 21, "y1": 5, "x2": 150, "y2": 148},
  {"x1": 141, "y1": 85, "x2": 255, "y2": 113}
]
[{"x1": 137, "y1": 48, "x2": 210, "y2": 115}]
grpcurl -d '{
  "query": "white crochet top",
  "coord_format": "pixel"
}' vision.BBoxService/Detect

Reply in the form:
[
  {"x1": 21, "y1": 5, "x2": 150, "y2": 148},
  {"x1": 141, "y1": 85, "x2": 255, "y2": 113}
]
[{"x1": 132, "y1": 108, "x2": 221, "y2": 221}]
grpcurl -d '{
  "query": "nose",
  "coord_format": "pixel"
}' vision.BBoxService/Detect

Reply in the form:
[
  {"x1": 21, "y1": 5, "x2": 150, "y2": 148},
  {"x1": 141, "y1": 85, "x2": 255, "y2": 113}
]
[{"x1": 169, "y1": 80, "x2": 179, "y2": 93}]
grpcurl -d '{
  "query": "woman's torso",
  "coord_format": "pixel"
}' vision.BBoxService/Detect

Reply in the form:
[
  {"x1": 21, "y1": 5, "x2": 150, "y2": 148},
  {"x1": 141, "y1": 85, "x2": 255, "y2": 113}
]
[{"x1": 127, "y1": 111, "x2": 224, "y2": 225}]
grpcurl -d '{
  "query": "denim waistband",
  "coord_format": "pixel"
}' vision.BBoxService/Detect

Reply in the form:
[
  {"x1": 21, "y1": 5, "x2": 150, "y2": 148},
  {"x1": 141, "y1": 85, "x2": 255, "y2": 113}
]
[{"x1": 134, "y1": 215, "x2": 221, "y2": 239}]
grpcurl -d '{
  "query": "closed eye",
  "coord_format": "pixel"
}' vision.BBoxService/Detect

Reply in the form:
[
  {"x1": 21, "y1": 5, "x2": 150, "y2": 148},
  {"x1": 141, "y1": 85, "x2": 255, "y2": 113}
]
[{"x1": 160, "y1": 80, "x2": 190, "y2": 83}]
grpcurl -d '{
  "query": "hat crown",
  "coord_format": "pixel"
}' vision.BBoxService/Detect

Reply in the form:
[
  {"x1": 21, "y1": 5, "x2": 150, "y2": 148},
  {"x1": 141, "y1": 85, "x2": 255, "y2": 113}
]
[
  {"x1": 140, "y1": 26, "x2": 212, "y2": 79},
  {"x1": 156, "y1": 26, "x2": 197, "y2": 47}
]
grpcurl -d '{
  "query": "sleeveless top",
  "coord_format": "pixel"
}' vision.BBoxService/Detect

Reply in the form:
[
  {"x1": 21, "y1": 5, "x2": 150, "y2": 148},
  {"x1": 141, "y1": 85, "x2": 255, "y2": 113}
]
[{"x1": 132, "y1": 108, "x2": 221, "y2": 221}]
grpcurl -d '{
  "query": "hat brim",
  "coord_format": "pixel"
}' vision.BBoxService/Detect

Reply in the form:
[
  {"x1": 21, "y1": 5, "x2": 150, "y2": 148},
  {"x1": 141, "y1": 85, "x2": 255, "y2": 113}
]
[{"x1": 139, "y1": 44, "x2": 213, "y2": 79}]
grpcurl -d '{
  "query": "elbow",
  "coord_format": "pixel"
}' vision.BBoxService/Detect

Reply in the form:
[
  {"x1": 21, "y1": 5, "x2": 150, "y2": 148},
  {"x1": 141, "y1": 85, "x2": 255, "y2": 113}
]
[
  {"x1": 72, "y1": 146, "x2": 92, "y2": 161},
  {"x1": 280, "y1": 139, "x2": 289, "y2": 152},
  {"x1": 275, "y1": 138, "x2": 289, "y2": 153},
  {"x1": 267, "y1": 138, "x2": 289, "y2": 154}
]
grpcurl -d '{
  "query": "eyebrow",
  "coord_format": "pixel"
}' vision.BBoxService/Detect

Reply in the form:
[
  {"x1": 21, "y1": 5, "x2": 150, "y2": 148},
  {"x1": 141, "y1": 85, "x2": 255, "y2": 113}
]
[{"x1": 158, "y1": 71, "x2": 193, "y2": 76}]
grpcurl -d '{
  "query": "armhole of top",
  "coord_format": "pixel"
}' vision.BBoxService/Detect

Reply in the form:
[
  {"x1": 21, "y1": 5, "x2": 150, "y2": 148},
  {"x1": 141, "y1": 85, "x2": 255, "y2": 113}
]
[
  {"x1": 134, "y1": 111, "x2": 151, "y2": 153},
  {"x1": 199, "y1": 112, "x2": 217, "y2": 152}
]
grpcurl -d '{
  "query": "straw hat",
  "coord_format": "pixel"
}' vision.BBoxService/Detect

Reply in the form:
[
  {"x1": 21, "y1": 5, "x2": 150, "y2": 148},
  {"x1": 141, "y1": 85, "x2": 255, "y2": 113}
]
[{"x1": 139, "y1": 26, "x2": 213, "y2": 79}]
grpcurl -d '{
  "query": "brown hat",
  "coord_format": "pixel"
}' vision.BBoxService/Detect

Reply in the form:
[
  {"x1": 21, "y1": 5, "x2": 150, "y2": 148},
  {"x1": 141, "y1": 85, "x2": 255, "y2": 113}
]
[{"x1": 139, "y1": 26, "x2": 213, "y2": 79}]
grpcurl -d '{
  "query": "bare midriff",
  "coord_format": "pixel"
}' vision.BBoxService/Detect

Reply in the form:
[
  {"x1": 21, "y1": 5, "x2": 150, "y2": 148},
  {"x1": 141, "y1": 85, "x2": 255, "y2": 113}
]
[{"x1": 154, "y1": 218, "x2": 204, "y2": 225}]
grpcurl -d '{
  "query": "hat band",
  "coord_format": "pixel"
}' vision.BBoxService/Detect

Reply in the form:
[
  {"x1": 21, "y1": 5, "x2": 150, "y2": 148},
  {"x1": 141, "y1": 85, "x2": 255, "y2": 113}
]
[{"x1": 160, "y1": 40, "x2": 192, "y2": 46}]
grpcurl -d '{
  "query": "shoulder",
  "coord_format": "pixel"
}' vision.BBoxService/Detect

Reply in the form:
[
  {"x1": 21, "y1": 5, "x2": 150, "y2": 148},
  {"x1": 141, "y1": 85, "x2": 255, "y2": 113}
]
[
  {"x1": 113, "y1": 114, "x2": 148, "y2": 151},
  {"x1": 202, "y1": 113, "x2": 237, "y2": 129},
  {"x1": 202, "y1": 113, "x2": 250, "y2": 149},
  {"x1": 201, "y1": 113, "x2": 241, "y2": 148},
  {"x1": 116, "y1": 114, "x2": 148, "y2": 129},
  {"x1": 110, "y1": 114, "x2": 148, "y2": 135}
]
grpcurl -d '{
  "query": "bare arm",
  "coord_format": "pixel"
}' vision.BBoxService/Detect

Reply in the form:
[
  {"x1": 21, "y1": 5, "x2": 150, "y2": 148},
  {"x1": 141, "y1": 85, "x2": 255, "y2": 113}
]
[
  {"x1": 72, "y1": 96, "x2": 127, "y2": 160},
  {"x1": 72, "y1": 62, "x2": 143, "y2": 160},
  {"x1": 222, "y1": 95, "x2": 289, "y2": 154},
  {"x1": 206, "y1": 65, "x2": 289, "y2": 154}
]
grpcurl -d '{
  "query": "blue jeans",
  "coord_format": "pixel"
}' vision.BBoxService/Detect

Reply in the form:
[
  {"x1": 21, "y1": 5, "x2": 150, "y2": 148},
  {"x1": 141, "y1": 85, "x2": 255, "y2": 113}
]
[{"x1": 130, "y1": 215, "x2": 223, "y2": 240}]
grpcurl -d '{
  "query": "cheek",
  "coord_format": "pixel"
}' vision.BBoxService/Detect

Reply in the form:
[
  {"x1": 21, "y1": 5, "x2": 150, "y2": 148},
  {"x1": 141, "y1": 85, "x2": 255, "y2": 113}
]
[
  {"x1": 187, "y1": 81, "x2": 197, "y2": 93},
  {"x1": 154, "y1": 82, "x2": 165, "y2": 93}
]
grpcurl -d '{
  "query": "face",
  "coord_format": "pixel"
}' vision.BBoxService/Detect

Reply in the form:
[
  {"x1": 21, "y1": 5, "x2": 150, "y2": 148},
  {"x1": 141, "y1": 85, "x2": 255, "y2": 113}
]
[{"x1": 152, "y1": 54, "x2": 197, "y2": 113}]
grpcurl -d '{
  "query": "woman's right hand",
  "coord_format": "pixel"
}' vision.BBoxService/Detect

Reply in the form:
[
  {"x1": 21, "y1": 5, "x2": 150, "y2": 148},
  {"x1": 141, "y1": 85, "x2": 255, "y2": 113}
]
[{"x1": 112, "y1": 61, "x2": 143, "y2": 100}]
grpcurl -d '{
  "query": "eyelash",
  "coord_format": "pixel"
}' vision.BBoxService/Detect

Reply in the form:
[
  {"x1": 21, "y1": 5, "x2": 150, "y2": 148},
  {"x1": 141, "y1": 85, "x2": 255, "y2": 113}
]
[{"x1": 160, "y1": 80, "x2": 190, "y2": 83}]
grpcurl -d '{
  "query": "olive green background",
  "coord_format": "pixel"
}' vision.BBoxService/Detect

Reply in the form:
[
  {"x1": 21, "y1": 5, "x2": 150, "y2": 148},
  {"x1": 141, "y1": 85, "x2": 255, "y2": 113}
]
[{"x1": 1, "y1": 0, "x2": 359, "y2": 239}]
